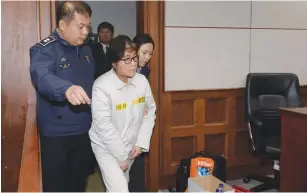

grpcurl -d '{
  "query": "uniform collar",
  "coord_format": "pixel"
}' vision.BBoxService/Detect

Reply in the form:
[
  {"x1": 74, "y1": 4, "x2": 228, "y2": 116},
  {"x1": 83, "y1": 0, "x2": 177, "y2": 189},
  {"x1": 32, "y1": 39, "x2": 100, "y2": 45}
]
[
  {"x1": 138, "y1": 63, "x2": 150, "y2": 69},
  {"x1": 52, "y1": 29, "x2": 75, "y2": 47},
  {"x1": 110, "y1": 68, "x2": 136, "y2": 90},
  {"x1": 137, "y1": 64, "x2": 150, "y2": 73}
]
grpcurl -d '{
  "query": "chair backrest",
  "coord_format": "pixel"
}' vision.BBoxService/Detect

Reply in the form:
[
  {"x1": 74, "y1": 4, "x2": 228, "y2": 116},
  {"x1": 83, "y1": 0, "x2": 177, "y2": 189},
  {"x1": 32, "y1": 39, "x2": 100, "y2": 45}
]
[{"x1": 245, "y1": 73, "x2": 302, "y2": 153}]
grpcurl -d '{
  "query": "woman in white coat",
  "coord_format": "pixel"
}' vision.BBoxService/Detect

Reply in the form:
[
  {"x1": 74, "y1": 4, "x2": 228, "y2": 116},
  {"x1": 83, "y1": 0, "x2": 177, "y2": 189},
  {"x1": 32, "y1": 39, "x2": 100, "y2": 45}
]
[{"x1": 89, "y1": 35, "x2": 156, "y2": 192}]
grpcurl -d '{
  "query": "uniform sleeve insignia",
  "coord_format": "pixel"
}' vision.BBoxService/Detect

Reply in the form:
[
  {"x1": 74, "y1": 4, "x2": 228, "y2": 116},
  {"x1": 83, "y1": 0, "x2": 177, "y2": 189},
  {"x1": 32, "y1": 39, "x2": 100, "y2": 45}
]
[{"x1": 39, "y1": 36, "x2": 55, "y2": 47}]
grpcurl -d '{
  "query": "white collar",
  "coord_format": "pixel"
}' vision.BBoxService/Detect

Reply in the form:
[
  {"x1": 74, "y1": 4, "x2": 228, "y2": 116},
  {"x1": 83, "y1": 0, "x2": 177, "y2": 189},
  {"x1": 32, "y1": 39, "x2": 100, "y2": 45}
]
[
  {"x1": 100, "y1": 42, "x2": 109, "y2": 48},
  {"x1": 110, "y1": 68, "x2": 136, "y2": 90}
]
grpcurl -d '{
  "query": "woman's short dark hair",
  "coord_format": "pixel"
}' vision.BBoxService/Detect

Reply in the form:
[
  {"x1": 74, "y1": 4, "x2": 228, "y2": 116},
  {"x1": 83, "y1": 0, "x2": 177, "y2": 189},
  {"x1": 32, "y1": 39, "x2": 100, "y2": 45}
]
[
  {"x1": 108, "y1": 35, "x2": 136, "y2": 63},
  {"x1": 57, "y1": 1, "x2": 92, "y2": 27},
  {"x1": 132, "y1": 33, "x2": 155, "y2": 51},
  {"x1": 97, "y1": 21, "x2": 114, "y2": 34}
]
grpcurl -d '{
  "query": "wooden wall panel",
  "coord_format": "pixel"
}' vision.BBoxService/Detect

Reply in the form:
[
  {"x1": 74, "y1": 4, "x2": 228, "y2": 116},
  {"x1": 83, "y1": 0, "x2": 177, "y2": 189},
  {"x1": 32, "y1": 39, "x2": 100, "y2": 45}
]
[
  {"x1": 205, "y1": 98, "x2": 227, "y2": 124},
  {"x1": 205, "y1": 134, "x2": 226, "y2": 156},
  {"x1": 235, "y1": 131, "x2": 251, "y2": 158},
  {"x1": 171, "y1": 137, "x2": 195, "y2": 163},
  {"x1": 236, "y1": 97, "x2": 248, "y2": 131},
  {"x1": 1, "y1": 1, "x2": 38, "y2": 191},
  {"x1": 159, "y1": 86, "x2": 307, "y2": 188},
  {"x1": 301, "y1": 91, "x2": 307, "y2": 106},
  {"x1": 300, "y1": 86, "x2": 307, "y2": 105},
  {"x1": 172, "y1": 100, "x2": 195, "y2": 126},
  {"x1": 2, "y1": 1, "x2": 55, "y2": 191},
  {"x1": 162, "y1": 93, "x2": 234, "y2": 175}
]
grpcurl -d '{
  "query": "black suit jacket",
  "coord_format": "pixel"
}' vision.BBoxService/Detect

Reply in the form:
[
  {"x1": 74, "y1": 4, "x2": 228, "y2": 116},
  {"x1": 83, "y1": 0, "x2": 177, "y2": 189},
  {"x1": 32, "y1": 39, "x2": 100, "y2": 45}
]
[{"x1": 91, "y1": 42, "x2": 112, "y2": 79}]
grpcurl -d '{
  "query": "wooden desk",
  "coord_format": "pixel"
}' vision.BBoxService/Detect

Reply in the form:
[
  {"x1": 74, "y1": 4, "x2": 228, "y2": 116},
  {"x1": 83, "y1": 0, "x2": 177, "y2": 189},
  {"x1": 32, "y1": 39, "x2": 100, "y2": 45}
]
[{"x1": 280, "y1": 107, "x2": 307, "y2": 192}]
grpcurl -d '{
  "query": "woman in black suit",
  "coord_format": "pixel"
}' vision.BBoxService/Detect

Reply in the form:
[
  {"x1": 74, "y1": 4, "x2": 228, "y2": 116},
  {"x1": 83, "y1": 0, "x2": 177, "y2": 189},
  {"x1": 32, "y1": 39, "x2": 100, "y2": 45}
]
[{"x1": 128, "y1": 33, "x2": 155, "y2": 192}]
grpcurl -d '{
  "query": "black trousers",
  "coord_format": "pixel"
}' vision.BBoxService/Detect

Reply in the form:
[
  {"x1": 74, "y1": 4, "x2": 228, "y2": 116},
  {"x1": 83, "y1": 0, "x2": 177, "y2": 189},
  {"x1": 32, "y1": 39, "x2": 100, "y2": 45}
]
[
  {"x1": 40, "y1": 133, "x2": 93, "y2": 192},
  {"x1": 128, "y1": 153, "x2": 146, "y2": 192}
]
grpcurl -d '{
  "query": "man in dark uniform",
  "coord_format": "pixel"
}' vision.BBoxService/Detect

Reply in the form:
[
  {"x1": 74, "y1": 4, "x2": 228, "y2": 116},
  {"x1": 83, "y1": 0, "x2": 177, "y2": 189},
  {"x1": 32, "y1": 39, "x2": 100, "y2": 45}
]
[
  {"x1": 91, "y1": 21, "x2": 114, "y2": 79},
  {"x1": 29, "y1": 1, "x2": 94, "y2": 192}
]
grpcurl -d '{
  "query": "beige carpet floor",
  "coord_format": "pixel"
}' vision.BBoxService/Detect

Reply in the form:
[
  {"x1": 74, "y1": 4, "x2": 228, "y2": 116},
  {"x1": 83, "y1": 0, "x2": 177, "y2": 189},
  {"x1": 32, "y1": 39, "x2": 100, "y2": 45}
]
[{"x1": 85, "y1": 167, "x2": 105, "y2": 192}]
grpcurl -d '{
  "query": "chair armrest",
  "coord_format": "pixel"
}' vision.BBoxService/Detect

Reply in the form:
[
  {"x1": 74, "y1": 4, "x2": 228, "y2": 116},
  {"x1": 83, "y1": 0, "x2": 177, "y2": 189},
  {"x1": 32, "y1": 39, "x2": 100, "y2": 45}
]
[{"x1": 247, "y1": 115, "x2": 262, "y2": 126}]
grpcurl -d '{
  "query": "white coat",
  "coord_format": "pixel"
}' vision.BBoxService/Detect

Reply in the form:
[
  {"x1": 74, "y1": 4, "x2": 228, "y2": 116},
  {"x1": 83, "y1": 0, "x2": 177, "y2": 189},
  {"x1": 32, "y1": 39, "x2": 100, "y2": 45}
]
[{"x1": 89, "y1": 68, "x2": 156, "y2": 192}]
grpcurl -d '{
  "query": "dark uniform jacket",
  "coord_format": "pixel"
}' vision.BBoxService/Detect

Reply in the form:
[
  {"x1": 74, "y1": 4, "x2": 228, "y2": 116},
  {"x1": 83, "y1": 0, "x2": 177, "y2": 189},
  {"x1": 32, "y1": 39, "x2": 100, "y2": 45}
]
[
  {"x1": 137, "y1": 65, "x2": 151, "y2": 80},
  {"x1": 29, "y1": 29, "x2": 95, "y2": 136}
]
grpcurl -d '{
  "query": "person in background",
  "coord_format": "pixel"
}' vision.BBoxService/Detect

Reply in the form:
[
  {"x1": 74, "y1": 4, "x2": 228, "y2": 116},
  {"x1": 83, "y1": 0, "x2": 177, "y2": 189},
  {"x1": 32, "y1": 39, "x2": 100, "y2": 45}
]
[
  {"x1": 89, "y1": 35, "x2": 156, "y2": 192},
  {"x1": 29, "y1": 1, "x2": 94, "y2": 192},
  {"x1": 133, "y1": 33, "x2": 155, "y2": 80},
  {"x1": 129, "y1": 33, "x2": 155, "y2": 192},
  {"x1": 91, "y1": 21, "x2": 114, "y2": 79}
]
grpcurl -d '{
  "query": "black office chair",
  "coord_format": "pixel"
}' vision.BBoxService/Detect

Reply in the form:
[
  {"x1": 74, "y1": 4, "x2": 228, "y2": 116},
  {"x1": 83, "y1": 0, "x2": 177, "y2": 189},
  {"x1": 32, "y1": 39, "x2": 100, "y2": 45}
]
[{"x1": 244, "y1": 73, "x2": 303, "y2": 192}]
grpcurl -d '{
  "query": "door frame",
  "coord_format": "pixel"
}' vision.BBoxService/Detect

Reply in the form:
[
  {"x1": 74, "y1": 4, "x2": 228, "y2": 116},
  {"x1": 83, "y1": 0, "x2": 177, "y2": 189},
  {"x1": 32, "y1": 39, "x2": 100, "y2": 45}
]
[{"x1": 136, "y1": 1, "x2": 164, "y2": 191}]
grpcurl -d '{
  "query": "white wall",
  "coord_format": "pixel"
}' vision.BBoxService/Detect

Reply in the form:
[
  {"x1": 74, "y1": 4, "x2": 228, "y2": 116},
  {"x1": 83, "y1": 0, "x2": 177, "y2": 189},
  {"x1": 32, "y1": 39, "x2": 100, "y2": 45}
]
[
  {"x1": 165, "y1": 1, "x2": 307, "y2": 91},
  {"x1": 85, "y1": 1, "x2": 136, "y2": 39}
]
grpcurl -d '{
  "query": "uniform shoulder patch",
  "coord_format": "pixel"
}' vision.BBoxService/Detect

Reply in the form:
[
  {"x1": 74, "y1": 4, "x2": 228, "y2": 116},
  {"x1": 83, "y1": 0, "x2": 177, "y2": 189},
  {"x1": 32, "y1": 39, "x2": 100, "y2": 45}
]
[{"x1": 39, "y1": 36, "x2": 56, "y2": 47}]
